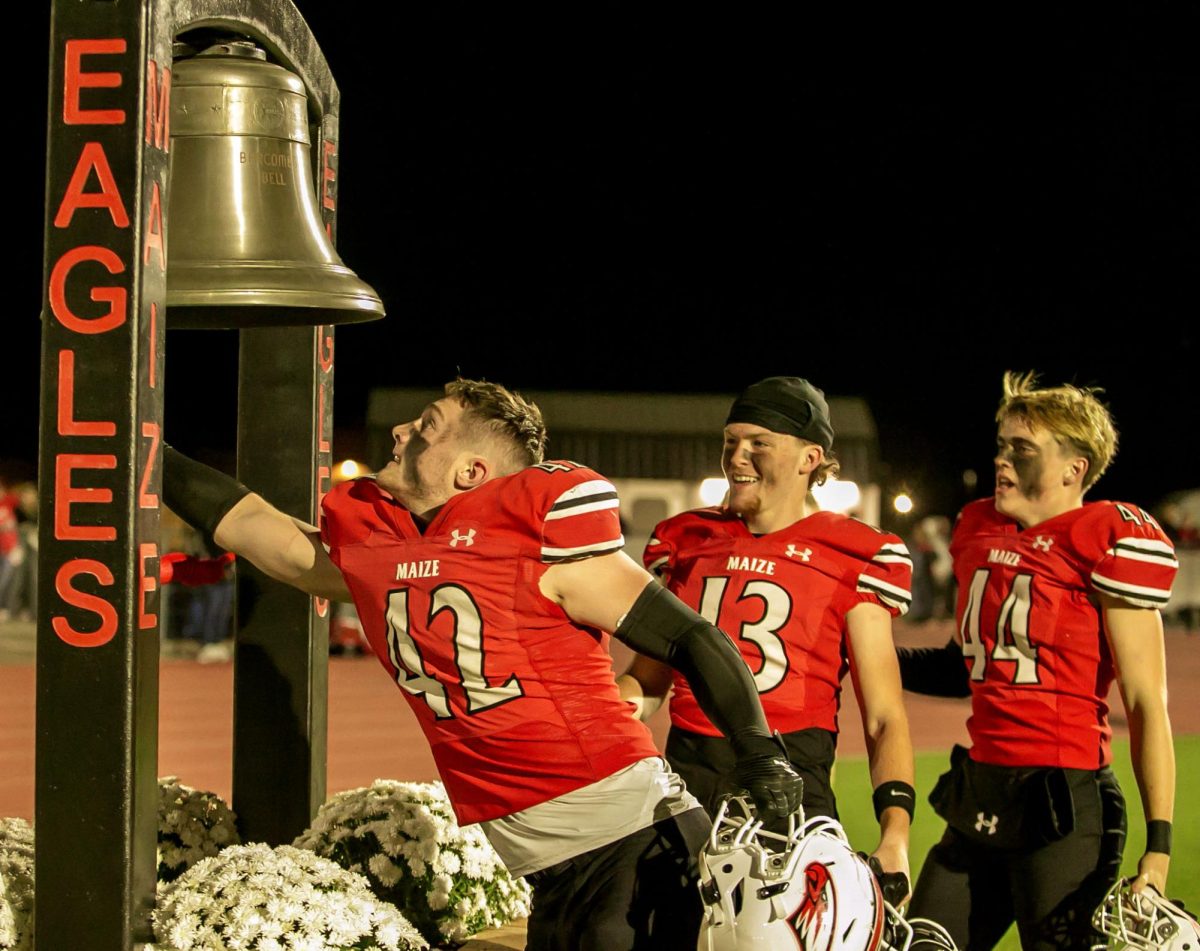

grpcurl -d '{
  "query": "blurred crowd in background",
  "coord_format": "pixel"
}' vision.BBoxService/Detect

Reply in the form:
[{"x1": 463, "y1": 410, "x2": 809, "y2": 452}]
[{"x1": 0, "y1": 478, "x2": 37, "y2": 625}]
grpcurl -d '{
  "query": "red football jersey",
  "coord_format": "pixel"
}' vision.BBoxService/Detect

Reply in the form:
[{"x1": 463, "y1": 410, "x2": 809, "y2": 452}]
[
  {"x1": 322, "y1": 462, "x2": 659, "y2": 825},
  {"x1": 644, "y1": 508, "x2": 912, "y2": 736},
  {"x1": 951, "y1": 498, "x2": 1178, "y2": 769}
]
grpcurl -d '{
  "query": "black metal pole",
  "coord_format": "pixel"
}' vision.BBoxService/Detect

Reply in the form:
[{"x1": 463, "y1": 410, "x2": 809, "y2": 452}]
[
  {"x1": 232, "y1": 323, "x2": 333, "y2": 843},
  {"x1": 37, "y1": 1, "x2": 171, "y2": 944}
]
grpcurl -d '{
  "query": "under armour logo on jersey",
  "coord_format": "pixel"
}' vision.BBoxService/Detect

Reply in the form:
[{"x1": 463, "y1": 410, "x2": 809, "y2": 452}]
[
  {"x1": 1032, "y1": 535, "x2": 1054, "y2": 552},
  {"x1": 786, "y1": 545, "x2": 812, "y2": 562},
  {"x1": 975, "y1": 812, "x2": 999, "y2": 835},
  {"x1": 449, "y1": 528, "x2": 476, "y2": 548}
]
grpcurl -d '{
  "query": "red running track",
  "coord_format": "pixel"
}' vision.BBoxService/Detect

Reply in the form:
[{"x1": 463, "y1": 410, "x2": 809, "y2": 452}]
[{"x1": 2, "y1": 621, "x2": 1198, "y2": 821}]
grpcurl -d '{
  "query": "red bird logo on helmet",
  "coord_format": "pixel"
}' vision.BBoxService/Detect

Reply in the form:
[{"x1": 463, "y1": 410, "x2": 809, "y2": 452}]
[{"x1": 794, "y1": 862, "x2": 834, "y2": 949}]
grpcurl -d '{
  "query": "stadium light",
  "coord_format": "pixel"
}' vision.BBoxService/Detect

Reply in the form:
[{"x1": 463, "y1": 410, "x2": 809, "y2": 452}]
[
  {"x1": 699, "y1": 477, "x2": 728, "y2": 507},
  {"x1": 893, "y1": 493, "x2": 914, "y2": 515},
  {"x1": 335, "y1": 459, "x2": 364, "y2": 482}
]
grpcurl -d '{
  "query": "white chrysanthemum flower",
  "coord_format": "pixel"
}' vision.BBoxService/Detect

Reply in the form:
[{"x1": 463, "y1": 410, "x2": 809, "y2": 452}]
[
  {"x1": 437, "y1": 850, "x2": 462, "y2": 877},
  {"x1": 368, "y1": 853, "x2": 405, "y2": 888},
  {"x1": 152, "y1": 843, "x2": 426, "y2": 950},
  {"x1": 0, "y1": 817, "x2": 36, "y2": 951},
  {"x1": 438, "y1": 915, "x2": 471, "y2": 945},
  {"x1": 294, "y1": 780, "x2": 531, "y2": 947},
  {"x1": 405, "y1": 855, "x2": 427, "y2": 878},
  {"x1": 155, "y1": 777, "x2": 241, "y2": 883}
]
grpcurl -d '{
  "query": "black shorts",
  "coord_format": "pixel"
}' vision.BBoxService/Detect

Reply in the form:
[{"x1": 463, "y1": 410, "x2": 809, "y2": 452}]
[
  {"x1": 908, "y1": 758, "x2": 1126, "y2": 951},
  {"x1": 524, "y1": 808, "x2": 711, "y2": 951},
  {"x1": 664, "y1": 725, "x2": 838, "y2": 822}
]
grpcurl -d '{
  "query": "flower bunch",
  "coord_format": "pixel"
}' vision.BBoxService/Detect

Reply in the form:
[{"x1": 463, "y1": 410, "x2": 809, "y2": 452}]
[
  {"x1": 151, "y1": 842, "x2": 427, "y2": 951},
  {"x1": 0, "y1": 818, "x2": 34, "y2": 951},
  {"x1": 295, "y1": 781, "x2": 532, "y2": 948},
  {"x1": 156, "y1": 776, "x2": 241, "y2": 882}
]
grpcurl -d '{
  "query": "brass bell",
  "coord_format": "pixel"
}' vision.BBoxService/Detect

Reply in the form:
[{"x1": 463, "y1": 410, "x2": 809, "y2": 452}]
[{"x1": 166, "y1": 42, "x2": 385, "y2": 328}]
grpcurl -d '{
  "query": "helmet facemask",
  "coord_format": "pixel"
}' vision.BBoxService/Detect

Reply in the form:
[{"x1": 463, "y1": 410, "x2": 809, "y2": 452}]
[{"x1": 1092, "y1": 879, "x2": 1200, "y2": 951}]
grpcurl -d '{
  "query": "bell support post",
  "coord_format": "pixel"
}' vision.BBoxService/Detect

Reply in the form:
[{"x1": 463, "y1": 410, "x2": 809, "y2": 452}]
[{"x1": 232, "y1": 320, "x2": 335, "y2": 845}]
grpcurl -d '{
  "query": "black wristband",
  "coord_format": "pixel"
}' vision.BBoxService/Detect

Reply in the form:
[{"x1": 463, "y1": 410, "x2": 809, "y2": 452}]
[
  {"x1": 1146, "y1": 819, "x2": 1172, "y2": 855},
  {"x1": 873, "y1": 781, "x2": 916, "y2": 822}
]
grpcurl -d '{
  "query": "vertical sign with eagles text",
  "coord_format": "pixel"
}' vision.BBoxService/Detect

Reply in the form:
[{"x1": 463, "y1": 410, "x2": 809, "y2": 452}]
[
  {"x1": 37, "y1": 0, "x2": 170, "y2": 945},
  {"x1": 37, "y1": 0, "x2": 348, "y2": 941}
]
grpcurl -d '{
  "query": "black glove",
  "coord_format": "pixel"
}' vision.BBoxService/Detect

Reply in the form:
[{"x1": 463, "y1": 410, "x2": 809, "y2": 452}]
[
  {"x1": 866, "y1": 854, "x2": 911, "y2": 908},
  {"x1": 732, "y1": 733, "x2": 803, "y2": 821}
]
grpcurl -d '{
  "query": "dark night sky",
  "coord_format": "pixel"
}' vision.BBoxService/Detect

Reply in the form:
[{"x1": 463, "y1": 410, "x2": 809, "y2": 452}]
[{"x1": 12, "y1": 10, "x2": 1198, "y2": 517}]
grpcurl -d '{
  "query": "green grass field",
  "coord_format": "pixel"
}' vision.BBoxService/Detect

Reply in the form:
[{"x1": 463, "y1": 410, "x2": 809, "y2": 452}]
[{"x1": 832, "y1": 735, "x2": 1200, "y2": 950}]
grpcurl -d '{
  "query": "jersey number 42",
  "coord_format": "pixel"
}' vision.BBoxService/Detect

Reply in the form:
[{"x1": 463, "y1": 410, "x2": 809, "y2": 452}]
[{"x1": 384, "y1": 585, "x2": 525, "y2": 719}]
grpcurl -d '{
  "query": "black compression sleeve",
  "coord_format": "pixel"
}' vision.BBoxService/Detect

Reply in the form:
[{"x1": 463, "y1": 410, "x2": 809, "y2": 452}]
[
  {"x1": 615, "y1": 583, "x2": 774, "y2": 758},
  {"x1": 162, "y1": 444, "x2": 252, "y2": 541},
  {"x1": 895, "y1": 638, "x2": 970, "y2": 698}
]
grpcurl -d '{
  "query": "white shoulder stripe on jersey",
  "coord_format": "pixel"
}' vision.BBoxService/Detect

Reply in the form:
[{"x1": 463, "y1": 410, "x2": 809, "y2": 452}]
[
  {"x1": 1090, "y1": 571, "x2": 1172, "y2": 606},
  {"x1": 873, "y1": 552, "x2": 913, "y2": 566},
  {"x1": 541, "y1": 536, "x2": 626, "y2": 562},
  {"x1": 1108, "y1": 546, "x2": 1180, "y2": 569},
  {"x1": 1111, "y1": 538, "x2": 1178, "y2": 564},
  {"x1": 1114, "y1": 537, "x2": 1175, "y2": 556},
  {"x1": 857, "y1": 575, "x2": 912, "y2": 614},
  {"x1": 857, "y1": 574, "x2": 912, "y2": 601},
  {"x1": 549, "y1": 479, "x2": 619, "y2": 509},
  {"x1": 544, "y1": 497, "x2": 620, "y2": 521}
]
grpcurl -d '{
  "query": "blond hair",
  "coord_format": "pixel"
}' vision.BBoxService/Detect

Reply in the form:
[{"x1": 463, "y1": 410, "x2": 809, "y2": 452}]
[
  {"x1": 445, "y1": 378, "x2": 546, "y2": 469},
  {"x1": 996, "y1": 371, "x2": 1118, "y2": 490}
]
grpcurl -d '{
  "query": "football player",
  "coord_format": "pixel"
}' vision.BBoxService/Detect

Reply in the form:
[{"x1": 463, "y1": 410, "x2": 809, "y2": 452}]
[
  {"x1": 618, "y1": 376, "x2": 916, "y2": 904},
  {"x1": 162, "y1": 377, "x2": 802, "y2": 951},
  {"x1": 899, "y1": 371, "x2": 1178, "y2": 950}
]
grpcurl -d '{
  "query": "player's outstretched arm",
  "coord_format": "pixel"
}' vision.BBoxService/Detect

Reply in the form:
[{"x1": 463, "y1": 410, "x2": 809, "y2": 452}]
[
  {"x1": 163, "y1": 445, "x2": 351, "y2": 603},
  {"x1": 616, "y1": 654, "x2": 674, "y2": 721},
  {"x1": 847, "y1": 601, "x2": 915, "y2": 904},
  {"x1": 541, "y1": 550, "x2": 802, "y2": 820},
  {"x1": 1103, "y1": 593, "x2": 1175, "y2": 895},
  {"x1": 894, "y1": 638, "x2": 970, "y2": 697}
]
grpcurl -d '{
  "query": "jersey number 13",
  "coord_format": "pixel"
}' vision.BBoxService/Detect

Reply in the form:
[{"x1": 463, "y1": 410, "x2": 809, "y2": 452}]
[{"x1": 698, "y1": 576, "x2": 791, "y2": 693}]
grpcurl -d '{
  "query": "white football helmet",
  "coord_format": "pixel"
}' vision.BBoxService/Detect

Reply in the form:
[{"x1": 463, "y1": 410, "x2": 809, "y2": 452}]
[
  {"x1": 1092, "y1": 879, "x2": 1200, "y2": 951},
  {"x1": 697, "y1": 797, "x2": 956, "y2": 951}
]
